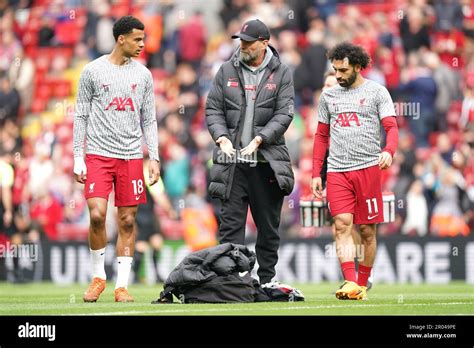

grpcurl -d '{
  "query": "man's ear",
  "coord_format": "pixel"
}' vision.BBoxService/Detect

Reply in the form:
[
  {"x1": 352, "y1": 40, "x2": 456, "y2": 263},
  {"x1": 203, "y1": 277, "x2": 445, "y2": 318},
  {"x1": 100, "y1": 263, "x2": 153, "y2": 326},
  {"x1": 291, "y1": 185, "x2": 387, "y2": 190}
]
[
  {"x1": 354, "y1": 64, "x2": 362, "y2": 73},
  {"x1": 117, "y1": 34, "x2": 124, "y2": 45}
]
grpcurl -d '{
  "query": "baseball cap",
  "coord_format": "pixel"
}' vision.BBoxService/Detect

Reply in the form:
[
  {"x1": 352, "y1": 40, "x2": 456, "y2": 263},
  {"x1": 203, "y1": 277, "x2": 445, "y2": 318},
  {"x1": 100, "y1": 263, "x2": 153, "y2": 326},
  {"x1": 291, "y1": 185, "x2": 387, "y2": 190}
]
[{"x1": 232, "y1": 19, "x2": 270, "y2": 42}]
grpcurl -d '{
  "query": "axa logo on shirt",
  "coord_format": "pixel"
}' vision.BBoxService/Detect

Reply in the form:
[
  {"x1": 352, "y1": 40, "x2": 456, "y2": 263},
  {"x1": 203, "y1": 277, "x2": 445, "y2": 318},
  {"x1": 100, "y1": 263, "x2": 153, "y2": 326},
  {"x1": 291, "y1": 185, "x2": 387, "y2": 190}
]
[
  {"x1": 334, "y1": 112, "x2": 361, "y2": 127},
  {"x1": 105, "y1": 97, "x2": 135, "y2": 111}
]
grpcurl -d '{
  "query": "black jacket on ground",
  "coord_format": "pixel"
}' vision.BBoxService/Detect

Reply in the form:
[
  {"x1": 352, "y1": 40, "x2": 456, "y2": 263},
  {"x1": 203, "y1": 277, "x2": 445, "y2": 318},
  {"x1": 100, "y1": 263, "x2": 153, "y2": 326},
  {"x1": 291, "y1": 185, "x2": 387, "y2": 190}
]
[
  {"x1": 164, "y1": 243, "x2": 256, "y2": 289},
  {"x1": 205, "y1": 45, "x2": 295, "y2": 200}
]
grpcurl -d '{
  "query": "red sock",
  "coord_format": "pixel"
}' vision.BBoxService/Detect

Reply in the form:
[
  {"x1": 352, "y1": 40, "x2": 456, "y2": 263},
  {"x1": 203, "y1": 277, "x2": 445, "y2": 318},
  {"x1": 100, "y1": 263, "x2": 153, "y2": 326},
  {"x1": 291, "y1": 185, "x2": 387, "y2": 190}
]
[
  {"x1": 341, "y1": 261, "x2": 357, "y2": 283},
  {"x1": 358, "y1": 264, "x2": 372, "y2": 287}
]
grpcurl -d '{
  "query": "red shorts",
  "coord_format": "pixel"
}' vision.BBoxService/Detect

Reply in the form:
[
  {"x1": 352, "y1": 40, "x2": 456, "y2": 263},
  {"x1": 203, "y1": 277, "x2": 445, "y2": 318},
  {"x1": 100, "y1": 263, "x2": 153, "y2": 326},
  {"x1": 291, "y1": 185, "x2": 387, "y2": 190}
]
[
  {"x1": 84, "y1": 154, "x2": 147, "y2": 207},
  {"x1": 326, "y1": 165, "x2": 383, "y2": 224}
]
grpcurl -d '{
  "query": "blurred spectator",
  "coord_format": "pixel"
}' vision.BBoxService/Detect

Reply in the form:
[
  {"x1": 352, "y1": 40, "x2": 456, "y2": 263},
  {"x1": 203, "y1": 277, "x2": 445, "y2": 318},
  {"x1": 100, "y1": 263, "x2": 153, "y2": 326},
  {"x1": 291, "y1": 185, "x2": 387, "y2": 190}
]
[
  {"x1": 260, "y1": 0, "x2": 292, "y2": 35},
  {"x1": 175, "y1": 63, "x2": 200, "y2": 132},
  {"x1": 434, "y1": 0, "x2": 463, "y2": 31},
  {"x1": 0, "y1": 153, "x2": 14, "y2": 237},
  {"x1": 28, "y1": 143, "x2": 54, "y2": 200},
  {"x1": 432, "y1": 26, "x2": 466, "y2": 70},
  {"x1": 430, "y1": 167, "x2": 470, "y2": 236},
  {"x1": 38, "y1": 15, "x2": 55, "y2": 47},
  {"x1": 181, "y1": 185, "x2": 217, "y2": 251},
  {"x1": 436, "y1": 132, "x2": 455, "y2": 164},
  {"x1": 0, "y1": 72, "x2": 20, "y2": 124},
  {"x1": 82, "y1": 1, "x2": 115, "y2": 59},
  {"x1": 424, "y1": 50, "x2": 462, "y2": 131},
  {"x1": 461, "y1": 0, "x2": 474, "y2": 67},
  {"x1": 177, "y1": 11, "x2": 206, "y2": 68},
  {"x1": 163, "y1": 143, "x2": 190, "y2": 211},
  {"x1": 30, "y1": 188, "x2": 63, "y2": 240},
  {"x1": 399, "y1": 6, "x2": 431, "y2": 54},
  {"x1": 164, "y1": 113, "x2": 197, "y2": 152},
  {"x1": 8, "y1": 47, "x2": 34, "y2": 113},
  {"x1": 133, "y1": 0, "x2": 163, "y2": 68},
  {"x1": 295, "y1": 26, "x2": 327, "y2": 104},
  {"x1": 393, "y1": 130, "x2": 417, "y2": 210},
  {"x1": 0, "y1": 120, "x2": 22, "y2": 157},
  {"x1": 402, "y1": 180, "x2": 428, "y2": 236},
  {"x1": 0, "y1": 30, "x2": 21, "y2": 71},
  {"x1": 220, "y1": 0, "x2": 247, "y2": 25},
  {"x1": 460, "y1": 72, "x2": 474, "y2": 128},
  {"x1": 398, "y1": 53, "x2": 437, "y2": 147}
]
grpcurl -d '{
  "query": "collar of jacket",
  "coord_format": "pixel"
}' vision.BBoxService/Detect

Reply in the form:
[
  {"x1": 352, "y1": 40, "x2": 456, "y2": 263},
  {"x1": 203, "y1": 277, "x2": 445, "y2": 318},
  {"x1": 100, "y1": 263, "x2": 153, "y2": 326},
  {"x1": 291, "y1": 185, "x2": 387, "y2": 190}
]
[{"x1": 231, "y1": 44, "x2": 281, "y2": 71}]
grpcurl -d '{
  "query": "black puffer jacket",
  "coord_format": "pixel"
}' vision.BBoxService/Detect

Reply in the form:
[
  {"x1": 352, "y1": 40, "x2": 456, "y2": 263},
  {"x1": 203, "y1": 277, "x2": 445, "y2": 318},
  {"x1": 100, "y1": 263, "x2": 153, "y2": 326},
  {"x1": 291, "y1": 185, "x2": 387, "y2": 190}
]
[
  {"x1": 206, "y1": 45, "x2": 295, "y2": 200},
  {"x1": 164, "y1": 243, "x2": 256, "y2": 288}
]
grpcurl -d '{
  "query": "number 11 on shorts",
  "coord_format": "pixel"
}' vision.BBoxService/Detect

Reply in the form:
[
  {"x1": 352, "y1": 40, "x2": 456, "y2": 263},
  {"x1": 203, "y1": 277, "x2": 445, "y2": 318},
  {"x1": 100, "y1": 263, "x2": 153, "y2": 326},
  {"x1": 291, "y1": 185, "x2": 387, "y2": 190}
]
[
  {"x1": 132, "y1": 179, "x2": 144, "y2": 195},
  {"x1": 366, "y1": 198, "x2": 378, "y2": 215}
]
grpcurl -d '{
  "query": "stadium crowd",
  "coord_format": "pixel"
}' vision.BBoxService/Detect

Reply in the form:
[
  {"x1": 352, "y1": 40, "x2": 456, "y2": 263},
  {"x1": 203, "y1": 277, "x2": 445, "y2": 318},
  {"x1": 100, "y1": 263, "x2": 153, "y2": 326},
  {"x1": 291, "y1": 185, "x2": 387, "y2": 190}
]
[{"x1": 0, "y1": 0, "x2": 472, "y2": 250}]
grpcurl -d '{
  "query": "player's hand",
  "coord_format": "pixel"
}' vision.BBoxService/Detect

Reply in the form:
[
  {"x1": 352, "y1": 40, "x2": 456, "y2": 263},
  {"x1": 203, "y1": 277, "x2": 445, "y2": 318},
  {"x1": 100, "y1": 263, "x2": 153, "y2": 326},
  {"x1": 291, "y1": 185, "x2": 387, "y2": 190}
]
[
  {"x1": 378, "y1": 151, "x2": 393, "y2": 170},
  {"x1": 73, "y1": 157, "x2": 87, "y2": 184},
  {"x1": 240, "y1": 136, "x2": 262, "y2": 156},
  {"x1": 311, "y1": 177, "x2": 323, "y2": 199},
  {"x1": 148, "y1": 159, "x2": 160, "y2": 186},
  {"x1": 216, "y1": 137, "x2": 236, "y2": 158}
]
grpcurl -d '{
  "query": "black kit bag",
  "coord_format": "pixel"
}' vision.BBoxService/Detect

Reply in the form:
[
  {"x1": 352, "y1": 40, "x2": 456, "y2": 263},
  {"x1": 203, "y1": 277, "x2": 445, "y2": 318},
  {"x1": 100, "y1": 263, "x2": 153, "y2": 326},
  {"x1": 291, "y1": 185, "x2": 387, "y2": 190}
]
[{"x1": 176, "y1": 272, "x2": 257, "y2": 304}]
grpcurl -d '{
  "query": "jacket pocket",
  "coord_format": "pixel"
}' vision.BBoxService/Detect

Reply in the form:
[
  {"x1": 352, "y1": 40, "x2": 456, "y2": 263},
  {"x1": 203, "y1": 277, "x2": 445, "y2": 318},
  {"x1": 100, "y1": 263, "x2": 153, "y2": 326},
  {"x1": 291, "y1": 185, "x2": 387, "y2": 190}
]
[
  {"x1": 255, "y1": 96, "x2": 276, "y2": 108},
  {"x1": 224, "y1": 97, "x2": 240, "y2": 110}
]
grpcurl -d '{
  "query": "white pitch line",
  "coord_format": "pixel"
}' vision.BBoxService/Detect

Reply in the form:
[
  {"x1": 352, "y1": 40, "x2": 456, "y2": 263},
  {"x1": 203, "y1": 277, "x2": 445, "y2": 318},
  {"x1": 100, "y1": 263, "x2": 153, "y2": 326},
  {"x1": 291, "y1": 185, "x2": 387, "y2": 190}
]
[{"x1": 64, "y1": 301, "x2": 474, "y2": 316}]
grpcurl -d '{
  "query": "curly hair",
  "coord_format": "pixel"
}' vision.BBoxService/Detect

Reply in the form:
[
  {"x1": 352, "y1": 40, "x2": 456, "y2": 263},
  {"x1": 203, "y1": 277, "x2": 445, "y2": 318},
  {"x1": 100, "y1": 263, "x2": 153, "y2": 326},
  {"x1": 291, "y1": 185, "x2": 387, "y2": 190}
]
[
  {"x1": 113, "y1": 16, "x2": 145, "y2": 41},
  {"x1": 327, "y1": 42, "x2": 371, "y2": 70}
]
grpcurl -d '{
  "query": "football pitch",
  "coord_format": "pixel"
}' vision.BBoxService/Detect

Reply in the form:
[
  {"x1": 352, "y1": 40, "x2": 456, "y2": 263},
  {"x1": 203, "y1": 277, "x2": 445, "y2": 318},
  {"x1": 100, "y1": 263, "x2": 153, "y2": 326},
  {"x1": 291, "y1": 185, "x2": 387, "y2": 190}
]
[{"x1": 0, "y1": 282, "x2": 473, "y2": 316}]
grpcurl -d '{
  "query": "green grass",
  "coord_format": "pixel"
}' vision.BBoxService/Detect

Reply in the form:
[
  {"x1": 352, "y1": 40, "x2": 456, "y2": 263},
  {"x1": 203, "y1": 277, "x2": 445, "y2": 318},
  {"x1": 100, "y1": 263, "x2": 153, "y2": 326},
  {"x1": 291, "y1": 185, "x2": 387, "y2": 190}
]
[{"x1": 0, "y1": 282, "x2": 473, "y2": 316}]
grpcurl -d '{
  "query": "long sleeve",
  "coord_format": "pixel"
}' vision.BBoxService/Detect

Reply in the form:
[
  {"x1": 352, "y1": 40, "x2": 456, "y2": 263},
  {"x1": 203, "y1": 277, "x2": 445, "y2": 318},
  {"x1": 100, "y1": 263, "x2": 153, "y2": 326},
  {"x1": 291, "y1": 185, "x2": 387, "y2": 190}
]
[
  {"x1": 142, "y1": 72, "x2": 159, "y2": 161},
  {"x1": 381, "y1": 116, "x2": 398, "y2": 157},
  {"x1": 256, "y1": 66, "x2": 294, "y2": 144},
  {"x1": 312, "y1": 122, "x2": 330, "y2": 178},
  {"x1": 73, "y1": 68, "x2": 93, "y2": 158},
  {"x1": 205, "y1": 66, "x2": 230, "y2": 142}
]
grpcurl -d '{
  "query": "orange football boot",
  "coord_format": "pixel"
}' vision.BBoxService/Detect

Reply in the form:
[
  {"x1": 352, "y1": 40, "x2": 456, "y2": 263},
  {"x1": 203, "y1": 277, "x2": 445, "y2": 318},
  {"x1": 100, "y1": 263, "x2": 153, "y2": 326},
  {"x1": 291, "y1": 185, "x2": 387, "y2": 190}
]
[
  {"x1": 114, "y1": 287, "x2": 134, "y2": 303},
  {"x1": 83, "y1": 277, "x2": 106, "y2": 302}
]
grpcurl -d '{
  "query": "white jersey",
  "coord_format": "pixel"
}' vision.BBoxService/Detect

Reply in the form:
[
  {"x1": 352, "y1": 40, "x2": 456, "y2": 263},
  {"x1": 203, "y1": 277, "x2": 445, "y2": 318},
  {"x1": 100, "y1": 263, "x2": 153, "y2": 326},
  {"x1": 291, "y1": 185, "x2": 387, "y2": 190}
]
[
  {"x1": 318, "y1": 79, "x2": 396, "y2": 172},
  {"x1": 73, "y1": 55, "x2": 159, "y2": 161}
]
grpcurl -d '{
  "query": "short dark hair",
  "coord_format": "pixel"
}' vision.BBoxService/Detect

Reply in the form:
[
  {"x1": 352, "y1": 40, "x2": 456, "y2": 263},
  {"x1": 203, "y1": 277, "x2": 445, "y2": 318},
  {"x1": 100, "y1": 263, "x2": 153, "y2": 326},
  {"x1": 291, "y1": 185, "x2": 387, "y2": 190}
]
[
  {"x1": 113, "y1": 16, "x2": 145, "y2": 41},
  {"x1": 327, "y1": 42, "x2": 371, "y2": 70}
]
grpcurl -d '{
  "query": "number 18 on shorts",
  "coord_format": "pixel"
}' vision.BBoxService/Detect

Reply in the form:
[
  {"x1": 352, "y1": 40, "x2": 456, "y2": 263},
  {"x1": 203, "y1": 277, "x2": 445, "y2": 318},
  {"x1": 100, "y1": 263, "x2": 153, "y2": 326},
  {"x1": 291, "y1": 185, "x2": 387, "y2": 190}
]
[{"x1": 84, "y1": 154, "x2": 147, "y2": 207}]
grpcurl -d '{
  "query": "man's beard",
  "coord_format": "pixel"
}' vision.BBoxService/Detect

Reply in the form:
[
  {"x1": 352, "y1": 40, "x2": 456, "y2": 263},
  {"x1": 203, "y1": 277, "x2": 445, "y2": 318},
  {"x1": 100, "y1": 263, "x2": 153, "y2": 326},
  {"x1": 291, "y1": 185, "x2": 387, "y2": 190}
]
[
  {"x1": 338, "y1": 71, "x2": 357, "y2": 87},
  {"x1": 240, "y1": 49, "x2": 260, "y2": 65}
]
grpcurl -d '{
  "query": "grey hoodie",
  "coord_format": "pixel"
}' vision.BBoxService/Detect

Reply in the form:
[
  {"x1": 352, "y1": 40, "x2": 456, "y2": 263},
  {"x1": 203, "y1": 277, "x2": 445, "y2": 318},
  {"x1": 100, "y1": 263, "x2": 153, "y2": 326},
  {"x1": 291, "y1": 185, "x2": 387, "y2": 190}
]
[{"x1": 239, "y1": 46, "x2": 273, "y2": 148}]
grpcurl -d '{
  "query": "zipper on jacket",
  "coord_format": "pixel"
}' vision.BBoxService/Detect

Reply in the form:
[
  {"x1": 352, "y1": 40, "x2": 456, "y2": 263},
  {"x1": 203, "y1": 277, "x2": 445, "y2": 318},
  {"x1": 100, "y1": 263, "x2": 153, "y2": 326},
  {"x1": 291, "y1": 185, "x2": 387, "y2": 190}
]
[{"x1": 225, "y1": 66, "x2": 247, "y2": 200}]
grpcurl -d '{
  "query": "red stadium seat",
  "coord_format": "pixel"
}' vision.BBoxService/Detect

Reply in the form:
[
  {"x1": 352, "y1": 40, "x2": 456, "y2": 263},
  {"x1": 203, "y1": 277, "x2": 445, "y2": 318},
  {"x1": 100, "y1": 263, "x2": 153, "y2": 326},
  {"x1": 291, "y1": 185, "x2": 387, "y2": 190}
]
[
  {"x1": 34, "y1": 82, "x2": 52, "y2": 99},
  {"x1": 51, "y1": 79, "x2": 72, "y2": 98},
  {"x1": 30, "y1": 98, "x2": 48, "y2": 113},
  {"x1": 55, "y1": 20, "x2": 82, "y2": 45}
]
